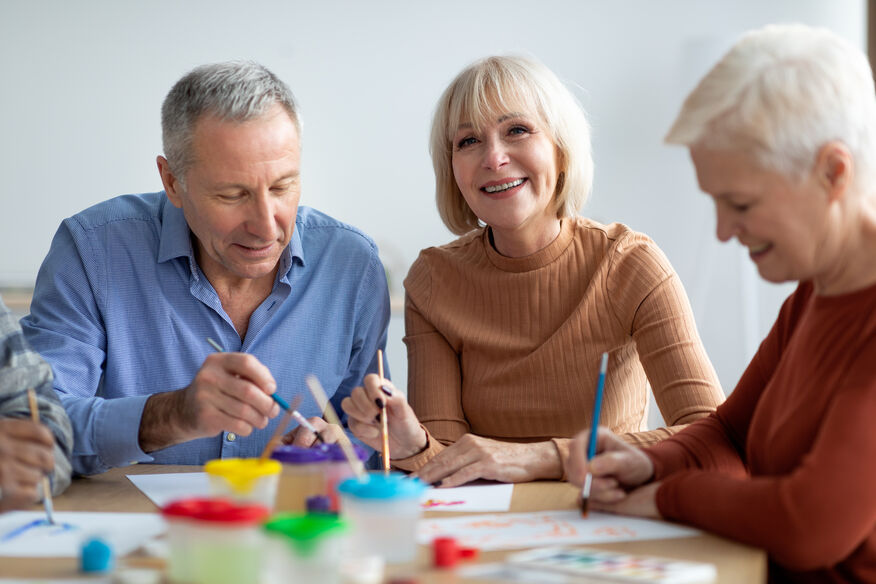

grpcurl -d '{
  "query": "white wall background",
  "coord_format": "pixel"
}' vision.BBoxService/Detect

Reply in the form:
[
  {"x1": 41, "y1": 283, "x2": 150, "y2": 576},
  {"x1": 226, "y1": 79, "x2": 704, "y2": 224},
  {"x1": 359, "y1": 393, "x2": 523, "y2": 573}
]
[{"x1": 0, "y1": 0, "x2": 866, "y2": 408}]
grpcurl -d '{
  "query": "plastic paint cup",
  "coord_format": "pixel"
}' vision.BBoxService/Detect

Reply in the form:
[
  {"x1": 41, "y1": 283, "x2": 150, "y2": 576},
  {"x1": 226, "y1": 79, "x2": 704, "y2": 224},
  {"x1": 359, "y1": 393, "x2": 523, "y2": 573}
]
[
  {"x1": 263, "y1": 513, "x2": 348, "y2": 584},
  {"x1": 337, "y1": 472, "x2": 426, "y2": 564},
  {"x1": 319, "y1": 442, "x2": 371, "y2": 512},
  {"x1": 162, "y1": 498, "x2": 270, "y2": 584},
  {"x1": 204, "y1": 458, "x2": 281, "y2": 510},
  {"x1": 270, "y1": 445, "x2": 331, "y2": 512}
]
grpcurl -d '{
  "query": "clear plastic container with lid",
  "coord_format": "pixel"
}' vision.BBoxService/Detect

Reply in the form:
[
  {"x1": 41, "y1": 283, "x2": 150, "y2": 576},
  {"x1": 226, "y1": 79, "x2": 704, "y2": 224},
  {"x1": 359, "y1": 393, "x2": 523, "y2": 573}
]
[
  {"x1": 270, "y1": 445, "x2": 331, "y2": 512},
  {"x1": 161, "y1": 497, "x2": 270, "y2": 584},
  {"x1": 263, "y1": 513, "x2": 348, "y2": 584},
  {"x1": 204, "y1": 457, "x2": 281, "y2": 510},
  {"x1": 337, "y1": 472, "x2": 426, "y2": 563},
  {"x1": 318, "y1": 442, "x2": 370, "y2": 511}
]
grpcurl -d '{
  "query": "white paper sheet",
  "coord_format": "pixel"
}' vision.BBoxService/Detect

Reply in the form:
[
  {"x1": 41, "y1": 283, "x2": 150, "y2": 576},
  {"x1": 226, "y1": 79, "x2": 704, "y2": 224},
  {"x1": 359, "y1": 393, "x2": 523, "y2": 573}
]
[
  {"x1": 420, "y1": 483, "x2": 514, "y2": 512},
  {"x1": 127, "y1": 472, "x2": 211, "y2": 507},
  {"x1": 0, "y1": 512, "x2": 166, "y2": 557},
  {"x1": 417, "y1": 510, "x2": 701, "y2": 550}
]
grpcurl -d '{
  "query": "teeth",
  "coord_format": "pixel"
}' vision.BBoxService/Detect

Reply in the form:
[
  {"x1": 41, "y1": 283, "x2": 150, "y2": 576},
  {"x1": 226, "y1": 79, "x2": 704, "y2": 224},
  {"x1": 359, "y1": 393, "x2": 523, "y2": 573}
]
[
  {"x1": 748, "y1": 243, "x2": 770, "y2": 254},
  {"x1": 484, "y1": 178, "x2": 524, "y2": 193}
]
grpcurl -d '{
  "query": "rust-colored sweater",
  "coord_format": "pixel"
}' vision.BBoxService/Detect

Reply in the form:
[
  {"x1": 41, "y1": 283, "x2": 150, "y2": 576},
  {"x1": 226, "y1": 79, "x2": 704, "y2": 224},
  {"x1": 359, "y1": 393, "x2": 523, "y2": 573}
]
[
  {"x1": 648, "y1": 282, "x2": 876, "y2": 582},
  {"x1": 395, "y1": 217, "x2": 724, "y2": 472}
]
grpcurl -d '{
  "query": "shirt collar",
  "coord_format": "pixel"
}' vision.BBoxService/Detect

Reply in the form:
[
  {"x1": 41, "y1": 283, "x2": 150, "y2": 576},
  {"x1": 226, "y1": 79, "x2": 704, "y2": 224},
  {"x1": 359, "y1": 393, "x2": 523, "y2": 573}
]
[{"x1": 156, "y1": 194, "x2": 304, "y2": 280}]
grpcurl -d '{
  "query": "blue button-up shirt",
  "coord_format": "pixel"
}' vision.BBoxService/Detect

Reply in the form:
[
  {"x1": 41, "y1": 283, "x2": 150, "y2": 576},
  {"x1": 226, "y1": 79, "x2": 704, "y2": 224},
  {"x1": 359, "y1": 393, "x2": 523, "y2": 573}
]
[{"x1": 22, "y1": 192, "x2": 390, "y2": 475}]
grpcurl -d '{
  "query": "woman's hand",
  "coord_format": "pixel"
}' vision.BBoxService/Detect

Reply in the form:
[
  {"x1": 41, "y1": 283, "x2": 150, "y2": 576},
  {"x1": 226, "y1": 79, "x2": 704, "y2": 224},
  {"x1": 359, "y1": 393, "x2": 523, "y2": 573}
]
[
  {"x1": 415, "y1": 435, "x2": 562, "y2": 487},
  {"x1": 341, "y1": 374, "x2": 427, "y2": 459},
  {"x1": 567, "y1": 427, "x2": 655, "y2": 505},
  {"x1": 594, "y1": 482, "x2": 662, "y2": 519}
]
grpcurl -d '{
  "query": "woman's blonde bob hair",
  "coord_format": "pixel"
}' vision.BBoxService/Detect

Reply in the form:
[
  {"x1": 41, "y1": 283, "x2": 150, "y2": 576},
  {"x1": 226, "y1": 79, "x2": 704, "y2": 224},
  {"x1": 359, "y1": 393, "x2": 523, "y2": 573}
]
[{"x1": 430, "y1": 55, "x2": 594, "y2": 235}]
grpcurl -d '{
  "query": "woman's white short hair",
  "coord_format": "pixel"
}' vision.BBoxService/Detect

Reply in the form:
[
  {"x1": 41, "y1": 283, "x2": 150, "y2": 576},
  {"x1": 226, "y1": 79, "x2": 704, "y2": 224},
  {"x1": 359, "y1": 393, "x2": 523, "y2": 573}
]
[
  {"x1": 666, "y1": 23, "x2": 876, "y2": 187},
  {"x1": 430, "y1": 55, "x2": 594, "y2": 235}
]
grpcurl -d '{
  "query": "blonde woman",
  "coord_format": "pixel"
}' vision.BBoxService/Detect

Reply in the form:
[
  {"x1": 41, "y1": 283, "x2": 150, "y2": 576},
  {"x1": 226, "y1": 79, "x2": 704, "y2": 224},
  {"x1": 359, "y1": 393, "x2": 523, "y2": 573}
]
[{"x1": 344, "y1": 56, "x2": 723, "y2": 487}]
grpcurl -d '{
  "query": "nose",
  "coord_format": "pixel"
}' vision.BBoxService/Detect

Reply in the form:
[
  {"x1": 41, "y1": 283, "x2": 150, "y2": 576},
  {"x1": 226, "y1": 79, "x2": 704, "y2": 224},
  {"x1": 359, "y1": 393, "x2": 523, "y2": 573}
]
[
  {"x1": 482, "y1": 137, "x2": 509, "y2": 171},
  {"x1": 714, "y1": 204, "x2": 737, "y2": 243},
  {"x1": 247, "y1": 192, "x2": 278, "y2": 242}
]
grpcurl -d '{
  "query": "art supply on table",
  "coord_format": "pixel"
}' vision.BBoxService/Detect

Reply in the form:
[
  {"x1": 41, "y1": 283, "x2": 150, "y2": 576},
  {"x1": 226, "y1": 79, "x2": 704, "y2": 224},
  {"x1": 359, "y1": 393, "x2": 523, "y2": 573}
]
[
  {"x1": 505, "y1": 546, "x2": 717, "y2": 583},
  {"x1": 26, "y1": 388, "x2": 55, "y2": 525},
  {"x1": 417, "y1": 510, "x2": 701, "y2": 551},
  {"x1": 0, "y1": 511, "x2": 165, "y2": 557},
  {"x1": 80, "y1": 535, "x2": 113, "y2": 573},
  {"x1": 162, "y1": 497, "x2": 270, "y2": 584},
  {"x1": 581, "y1": 351, "x2": 609, "y2": 517},
  {"x1": 337, "y1": 472, "x2": 426, "y2": 564},
  {"x1": 305, "y1": 374, "x2": 366, "y2": 479},
  {"x1": 204, "y1": 458, "x2": 281, "y2": 510},
  {"x1": 269, "y1": 445, "x2": 330, "y2": 512},
  {"x1": 377, "y1": 349, "x2": 390, "y2": 473},
  {"x1": 320, "y1": 442, "x2": 371, "y2": 512},
  {"x1": 432, "y1": 536, "x2": 478, "y2": 569},
  {"x1": 263, "y1": 513, "x2": 348, "y2": 584}
]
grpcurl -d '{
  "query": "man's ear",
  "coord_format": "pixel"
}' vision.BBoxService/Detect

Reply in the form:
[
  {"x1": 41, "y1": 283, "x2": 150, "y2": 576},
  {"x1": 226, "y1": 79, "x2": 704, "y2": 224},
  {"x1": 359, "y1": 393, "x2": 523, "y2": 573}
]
[
  {"x1": 815, "y1": 141, "x2": 853, "y2": 204},
  {"x1": 157, "y1": 156, "x2": 183, "y2": 208}
]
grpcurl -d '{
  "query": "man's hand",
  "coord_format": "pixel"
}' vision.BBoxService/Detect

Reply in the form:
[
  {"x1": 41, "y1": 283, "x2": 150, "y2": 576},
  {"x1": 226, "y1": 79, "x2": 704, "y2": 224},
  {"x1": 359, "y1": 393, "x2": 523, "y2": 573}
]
[
  {"x1": 414, "y1": 435, "x2": 563, "y2": 488},
  {"x1": 0, "y1": 418, "x2": 55, "y2": 511},
  {"x1": 139, "y1": 352, "x2": 280, "y2": 452},
  {"x1": 281, "y1": 417, "x2": 348, "y2": 447}
]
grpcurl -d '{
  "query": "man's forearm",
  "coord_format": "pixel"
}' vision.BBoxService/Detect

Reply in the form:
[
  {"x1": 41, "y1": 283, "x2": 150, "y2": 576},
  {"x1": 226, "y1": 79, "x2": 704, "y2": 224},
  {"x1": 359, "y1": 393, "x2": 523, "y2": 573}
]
[{"x1": 139, "y1": 390, "x2": 192, "y2": 452}]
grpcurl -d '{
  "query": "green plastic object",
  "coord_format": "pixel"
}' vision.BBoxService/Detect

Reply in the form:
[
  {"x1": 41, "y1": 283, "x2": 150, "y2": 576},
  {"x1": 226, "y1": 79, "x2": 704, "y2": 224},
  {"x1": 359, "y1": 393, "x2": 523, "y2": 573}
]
[{"x1": 264, "y1": 513, "x2": 348, "y2": 556}]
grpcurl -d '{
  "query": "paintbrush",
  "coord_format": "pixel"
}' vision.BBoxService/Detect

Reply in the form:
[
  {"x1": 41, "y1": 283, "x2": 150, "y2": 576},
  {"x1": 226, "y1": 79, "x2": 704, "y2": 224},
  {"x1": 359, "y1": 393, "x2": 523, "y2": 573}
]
[
  {"x1": 305, "y1": 374, "x2": 366, "y2": 480},
  {"x1": 259, "y1": 394, "x2": 302, "y2": 460},
  {"x1": 581, "y1": 352, "x2": 609, "y2": 517},
  {"x1": 377, "y1": 349, "x2": 390, "y2": 474},
  {"x1": 205, "y1": 337, "x2": 323, "y2": 443},
  {"x1": 26, "y1": 388, "x2": 55, "y2": 525}
]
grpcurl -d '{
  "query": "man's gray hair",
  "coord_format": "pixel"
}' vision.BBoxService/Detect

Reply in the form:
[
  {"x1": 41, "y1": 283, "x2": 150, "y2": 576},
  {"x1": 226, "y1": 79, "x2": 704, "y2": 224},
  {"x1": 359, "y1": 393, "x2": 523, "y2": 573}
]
[
  {"x1": 666, "y1": 23, "x2": 876, "y2": 187},
  {"x1": 161, "y1": 61, "x2": 300, "y2": 182}
]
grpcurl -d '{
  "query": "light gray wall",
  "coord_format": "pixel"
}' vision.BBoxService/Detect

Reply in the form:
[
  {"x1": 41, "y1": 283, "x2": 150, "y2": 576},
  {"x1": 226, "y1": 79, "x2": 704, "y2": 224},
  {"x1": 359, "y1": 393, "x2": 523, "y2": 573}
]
[{"x1": 0, "y1": 0, "x2": 866, "y2": 403}]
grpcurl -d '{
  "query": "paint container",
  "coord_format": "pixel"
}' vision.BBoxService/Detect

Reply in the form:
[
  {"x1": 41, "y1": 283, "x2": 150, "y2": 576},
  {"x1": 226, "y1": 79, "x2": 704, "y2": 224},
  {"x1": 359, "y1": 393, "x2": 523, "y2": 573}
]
[
  {"x1": 337, "y1": 472, "x2": 426, "y2": 563},
  {"x1": 263, "y1": 513, "x2": 348, "y2": 584},
  {"x1": 204, "y1": 458, "x2": 281, "y2": 510},
  {"x1": 320, "y1": 442, "x2": 371, "y2": 512},
  {"x1": 162, "y1": 498, "x2": 270, "y2": 584},
  {"x1": 270, "y1": 445, "x2": 330, "y2": 512}
]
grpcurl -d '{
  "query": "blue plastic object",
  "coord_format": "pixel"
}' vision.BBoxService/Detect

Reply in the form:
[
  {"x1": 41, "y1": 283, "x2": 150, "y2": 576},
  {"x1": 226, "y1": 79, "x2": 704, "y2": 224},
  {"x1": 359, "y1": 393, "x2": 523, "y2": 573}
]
[
  {"x1": 80, "y1": 536, "x2": 113, "y2": 573},
  {"x1": 337, "y1": 472, "x2": 425, "y2": 500}
]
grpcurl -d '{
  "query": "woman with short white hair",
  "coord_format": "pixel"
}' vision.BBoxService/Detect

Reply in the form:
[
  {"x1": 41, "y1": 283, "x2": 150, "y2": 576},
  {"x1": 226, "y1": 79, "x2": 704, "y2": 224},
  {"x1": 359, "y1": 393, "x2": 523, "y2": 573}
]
[
  {"x1": 342, "y1": 55, "x2": 724, "y2": 488},
  {"x1": 567, "y1": 24, "x2": 876, "y2": 582}
]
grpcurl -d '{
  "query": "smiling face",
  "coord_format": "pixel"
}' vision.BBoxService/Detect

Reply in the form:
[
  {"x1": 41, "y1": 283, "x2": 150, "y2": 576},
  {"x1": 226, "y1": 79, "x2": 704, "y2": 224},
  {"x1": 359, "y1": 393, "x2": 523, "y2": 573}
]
[
  {"x1": 159, "y1": 103, "x2": 301, "y2": 290},
  {"x1": 451, "y1": 109, "x2": 560, "y2": 255},
  {"x1": 690, "y1": 145, "x2": 837, "y2": 285}
]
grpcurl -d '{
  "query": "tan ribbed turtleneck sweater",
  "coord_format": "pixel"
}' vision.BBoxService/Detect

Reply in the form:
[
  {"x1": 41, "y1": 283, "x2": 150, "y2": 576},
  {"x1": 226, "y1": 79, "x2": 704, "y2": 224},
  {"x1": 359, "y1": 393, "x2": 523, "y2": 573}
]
[{"x1": 394, "y1": 217, "x2": 724, "y2": 473}]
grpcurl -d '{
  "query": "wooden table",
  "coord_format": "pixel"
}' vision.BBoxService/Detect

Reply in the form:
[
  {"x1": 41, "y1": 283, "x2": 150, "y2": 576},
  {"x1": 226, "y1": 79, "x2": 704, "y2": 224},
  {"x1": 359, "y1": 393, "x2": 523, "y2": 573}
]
[{"x1": 4, "y1": 465, "x2": 766, "y2": 582}]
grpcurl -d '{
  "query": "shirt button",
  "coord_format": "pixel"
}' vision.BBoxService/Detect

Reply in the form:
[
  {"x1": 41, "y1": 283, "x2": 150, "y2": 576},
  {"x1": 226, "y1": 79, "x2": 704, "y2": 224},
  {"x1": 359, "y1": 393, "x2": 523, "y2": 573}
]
[{"x1": 227, "y1": 433, "x2": 237, "y2": 442}]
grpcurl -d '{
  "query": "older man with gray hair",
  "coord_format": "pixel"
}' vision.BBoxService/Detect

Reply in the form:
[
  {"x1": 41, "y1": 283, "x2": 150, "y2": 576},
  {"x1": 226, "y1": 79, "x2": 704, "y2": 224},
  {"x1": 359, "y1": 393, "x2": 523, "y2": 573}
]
[{"x1": 22, "y1": 61, "x2": 390, "y2": 475}]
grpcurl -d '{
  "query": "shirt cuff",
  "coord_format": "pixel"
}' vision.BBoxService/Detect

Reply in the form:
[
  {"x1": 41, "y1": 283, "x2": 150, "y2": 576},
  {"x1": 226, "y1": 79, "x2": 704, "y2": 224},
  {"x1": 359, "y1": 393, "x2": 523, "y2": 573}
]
[
  {"x1": 391, "y1": 425, "x2": 445, "y2": 472},
  {"x1": 94, "y1": 394, "x2": 155, "y2": 469}
]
